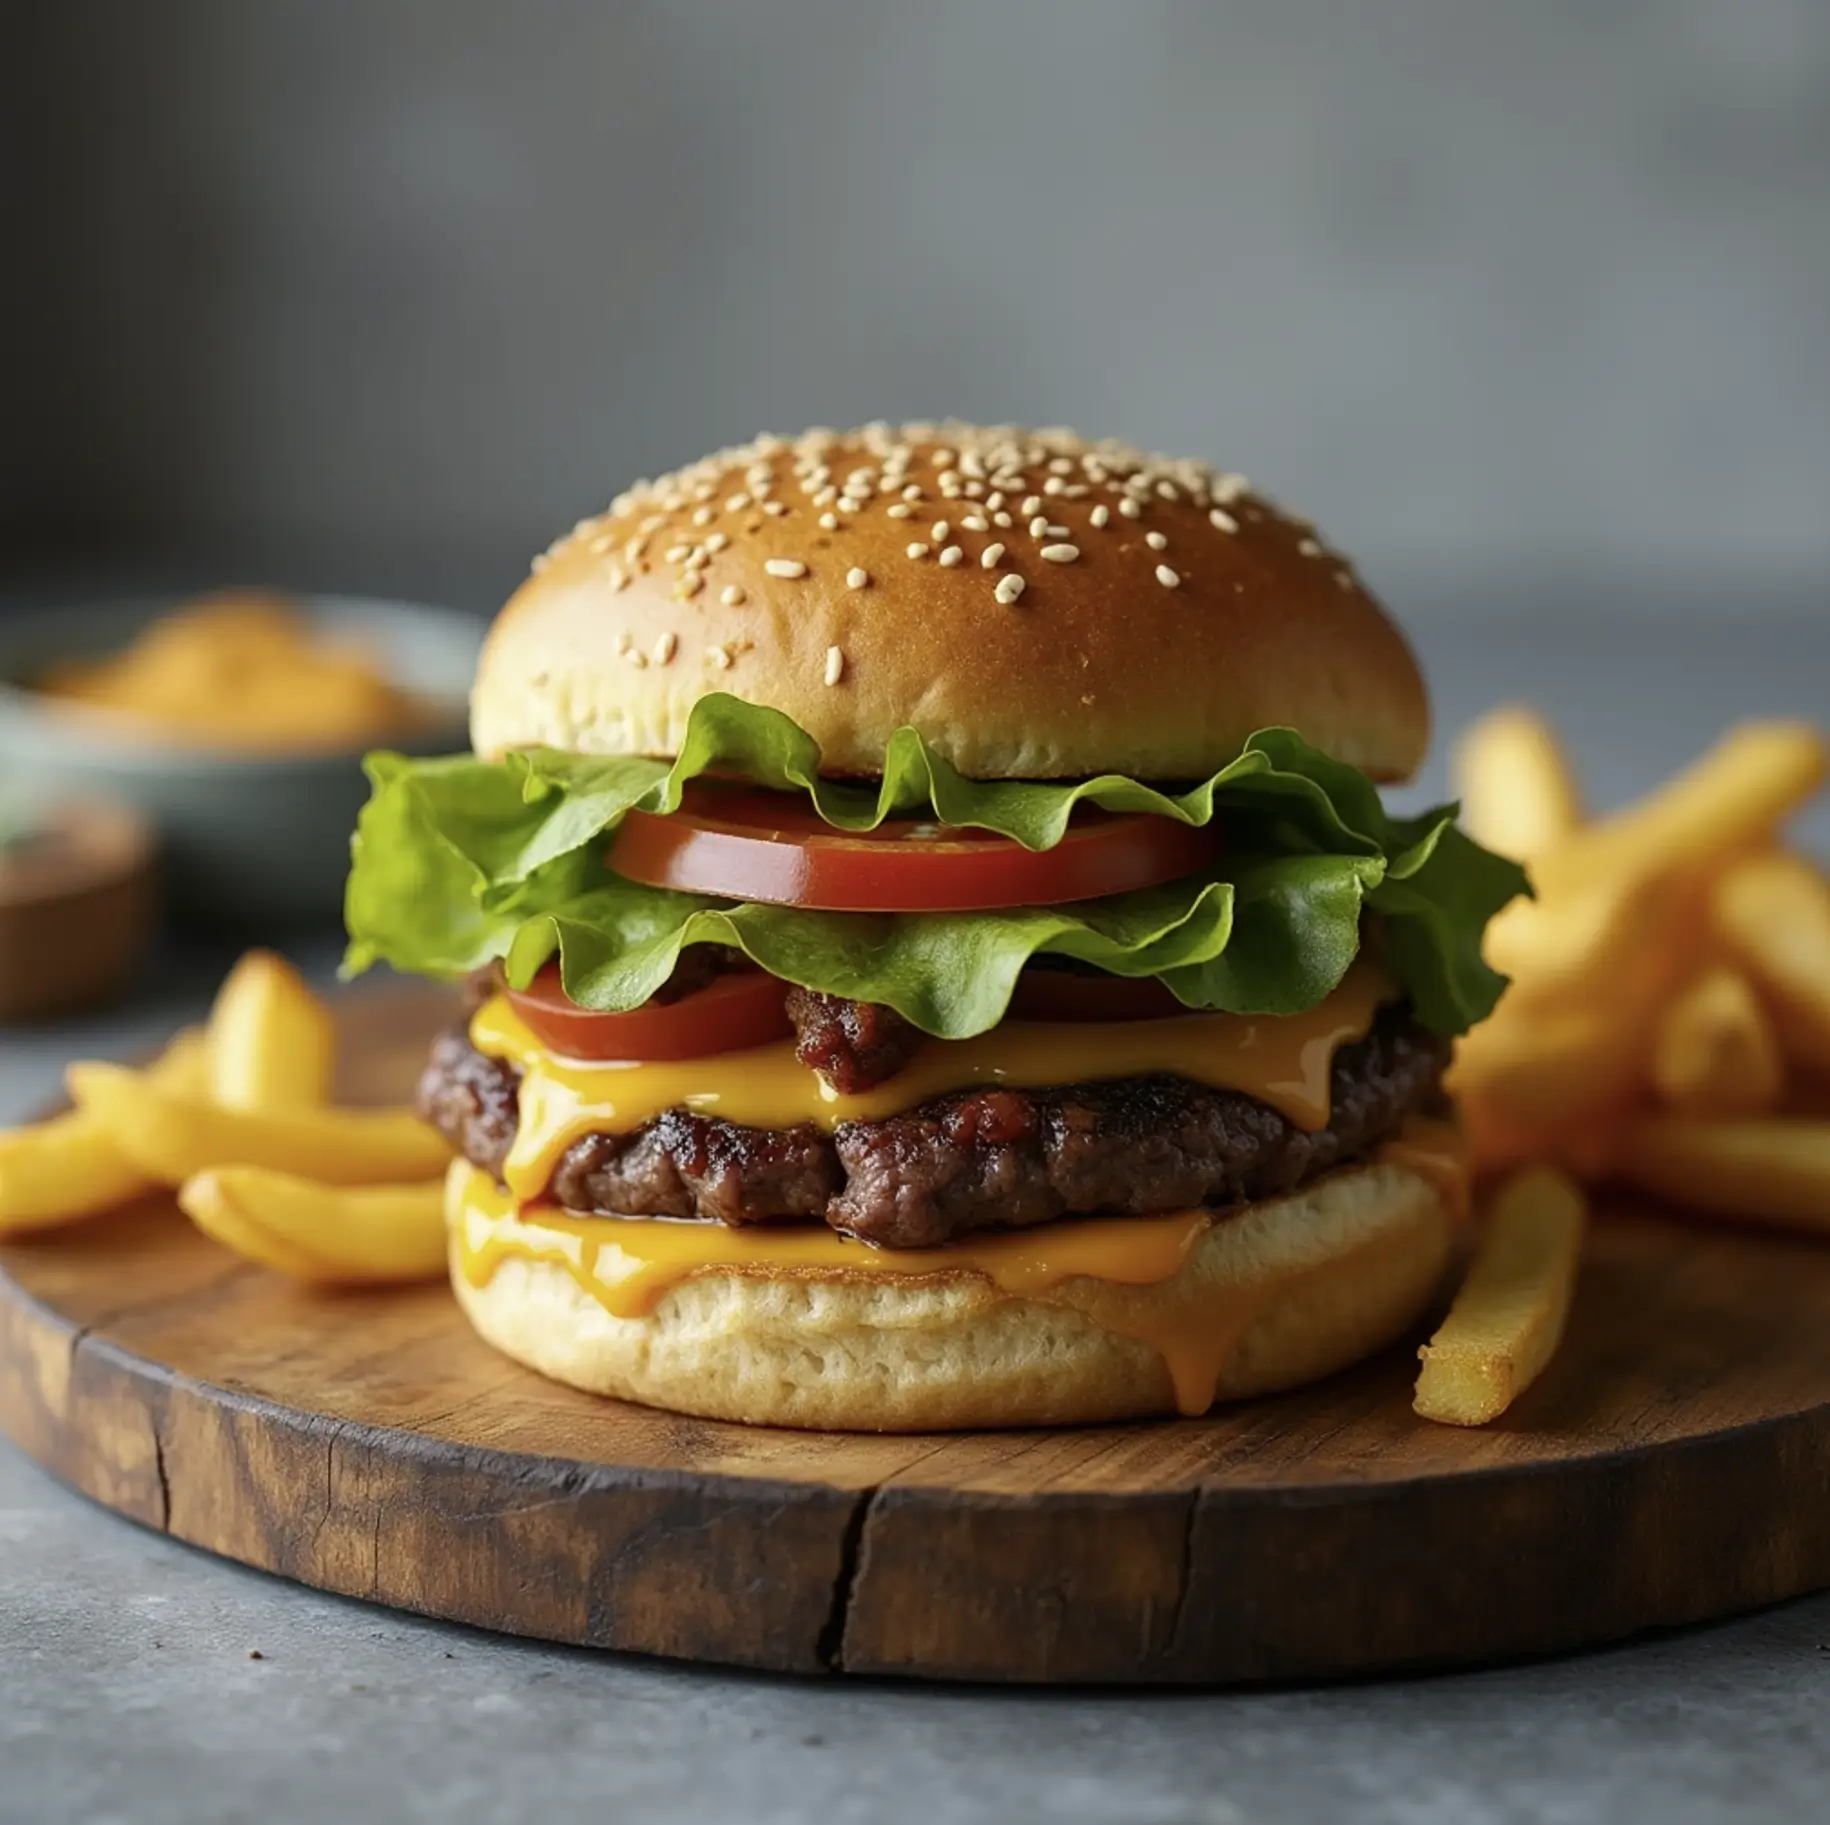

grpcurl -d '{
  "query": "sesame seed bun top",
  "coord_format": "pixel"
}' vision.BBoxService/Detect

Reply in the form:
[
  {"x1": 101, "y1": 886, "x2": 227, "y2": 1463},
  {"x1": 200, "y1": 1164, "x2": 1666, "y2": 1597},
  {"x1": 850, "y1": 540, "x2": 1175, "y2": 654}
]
[{"x1": 471, "y1": 422, "x2": 1430, "y2": 783}]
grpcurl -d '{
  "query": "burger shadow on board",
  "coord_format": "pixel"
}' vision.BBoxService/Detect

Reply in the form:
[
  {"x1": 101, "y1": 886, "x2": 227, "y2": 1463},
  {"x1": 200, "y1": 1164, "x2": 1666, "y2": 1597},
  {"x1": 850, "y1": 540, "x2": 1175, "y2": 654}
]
[{"x1": 0, "y1": 594, "x2": 482, "y2": 930}]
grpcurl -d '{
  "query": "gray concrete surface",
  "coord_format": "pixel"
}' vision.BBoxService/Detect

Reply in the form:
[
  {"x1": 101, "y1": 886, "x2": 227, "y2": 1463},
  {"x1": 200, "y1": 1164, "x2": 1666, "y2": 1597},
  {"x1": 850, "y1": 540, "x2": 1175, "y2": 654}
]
[{"x1": 2, "y1": 601, "x2": 1828, "y2": 1824}]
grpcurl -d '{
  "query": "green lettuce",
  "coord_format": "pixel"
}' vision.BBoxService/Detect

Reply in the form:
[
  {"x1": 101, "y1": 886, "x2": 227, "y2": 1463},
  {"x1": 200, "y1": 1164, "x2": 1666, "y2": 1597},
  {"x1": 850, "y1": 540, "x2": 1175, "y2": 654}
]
[{"x1": 344, "y1": 693, "x2": 1527, "y2": 1038}]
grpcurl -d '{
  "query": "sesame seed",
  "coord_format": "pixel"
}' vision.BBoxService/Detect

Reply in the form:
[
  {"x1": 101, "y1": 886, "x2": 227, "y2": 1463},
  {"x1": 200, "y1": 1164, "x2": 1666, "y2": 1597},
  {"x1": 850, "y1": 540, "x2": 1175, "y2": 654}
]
[
  {"x1": 1156, "y1": 481, "x2": 1179, "y2": 500},
  {"x1": 824, "y1": 645, "x2": 845, "y2": 687},
  {"x1": 1089, "y1": 504, "x2": 1110, "y2": 529},
  {"x1": 624, "y1": 647, "x2": 648, "y2": 667},
  {"x1": 707, "y1": 645, "x2": 733, "y2": 669},
  {"x1": 1335, "y1": 569, "x2": 1355, "y2": 591},
  {"x1": 765, "y1": 558, "x2": 807, "y2": 579},
  {"x1": 692, "y1": 506, "x2": 714, "y2": 527},
  {"x1": 887, "y1": 502, "x2": 913, "y2": 519},
  {"x1": 1042, "y1": 476, "x2": 1064, "y2": 496},
  {"x1": 1145, "y1": 530, "x2": 1168, "y2": 551},
  {"x1": 847, "y1": 567, "x2": 870, "y2": 589},
  {"x1": 640, "y1": 514, "x2": 667, "y2": 534},
  {"x1": 684, "y1": 546, "x2": 708, "y2": 569},
  {"x1": 654, "y1": 631, "x2": 677, "y2": 664},
  {"x1": 625, "y1": 537, "x2": 647, "y2": 561},
  {"x1": 902, "y1": 484, "x2": 923, "y2": 501},
  {"x1": 980, "y1": 542, "x2": 1006, "y2": 569},
  {"x1": 1040, "y1": 543, "x2": 1079, "y2": 563},
  {"x1": 531, "y1": 552, "x2": 550, "y2": 573},
  {"x1": 705, "y1": 532, "x2": 729, "y2": 553},
  {"x1": 1118, "y1": 497, "x2": 1142, "y2": 519},
  {"x1": 1028, "y1": 516, "x2": 1050, "y2": 538},
  {"x1": 939, "y1": 545, "x2": 964, "y2": 567},
  {"x1": 1210, "y1": 509, "x2": 1239, "y2": 534},
  {"x1": 1045, "y1": 523, "x2": 1069, "y2": 538},
  {"x1": 818, "y1": 512, "x2": 839, "y2": 531},
  {"x1": 993, "y1": 511, "x2": 1013, "y2": 529},
  {"x1": 1214, "y1": 473, "x2": 1250, "y2": 503},
  {"x1": 931, "y1": 520, "x2": 950, "y2": 541},
  {"x1": 608, "y1": 563, "x2": 629, "y2": 592},
  {"x1": 675, "y1": 574, "x2": 703, "y2": 598},
  {"x1": 763, "y1": 500, "x2": 788, "y2": 517},
  {"x1": 906, "y1": 542, "x2": 930, "y2": 560},
  {"x1": 1155, "y1": 564, "x2": 1181, "y2": 588},
  {"x1": 1298, "y1": 537, "x2": 1321, "y2": 556},
  {"x1": 588, "y1": 533, "x2": 615, "y2": 554},
  {"x1": 1047, "y1": 456, "x2": 1074, "y2": 475},
  {"x1": 721, "y1": 585, "x2": 746, "y2": 607},
  {"x1": 961, "y1": 515, "x2": 988, "y2": 532},
  {"x1": 665, "y1": 544, "x2": 691, "y2": 562},
  {"x1": 994, "y1": 573, "x2": 1026, "y2": 605},
  {"x1": 985, "y1": 492, "x2": 1004, "y2": 511},
  {"x1": 725, "y1": 493, "x2": 750, "y2": 512},
  {"x1": 1020, "y1": 495, "x2": 1043, "y2": 517}
]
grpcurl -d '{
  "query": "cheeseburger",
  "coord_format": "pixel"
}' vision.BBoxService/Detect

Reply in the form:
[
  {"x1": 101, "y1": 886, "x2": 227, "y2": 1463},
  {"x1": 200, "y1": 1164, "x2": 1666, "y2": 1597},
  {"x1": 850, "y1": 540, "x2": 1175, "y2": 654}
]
[{"x1": 345, "y1": 423, "x2": 1526, "y2": 1430}]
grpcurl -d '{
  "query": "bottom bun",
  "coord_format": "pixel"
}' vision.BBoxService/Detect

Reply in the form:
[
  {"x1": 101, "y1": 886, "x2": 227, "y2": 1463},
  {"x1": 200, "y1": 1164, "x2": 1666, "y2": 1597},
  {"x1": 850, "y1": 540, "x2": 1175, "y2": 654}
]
[{"x1": 449, "y1": 1160, "x2": 1454, "y2": 1431}]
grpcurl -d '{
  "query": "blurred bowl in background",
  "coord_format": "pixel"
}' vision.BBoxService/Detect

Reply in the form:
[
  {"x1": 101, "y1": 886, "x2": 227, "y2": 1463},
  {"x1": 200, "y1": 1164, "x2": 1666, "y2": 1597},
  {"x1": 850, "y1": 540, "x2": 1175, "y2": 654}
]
[{"x1": 0, "y1": 596, "x2": 481, "y2": 927}]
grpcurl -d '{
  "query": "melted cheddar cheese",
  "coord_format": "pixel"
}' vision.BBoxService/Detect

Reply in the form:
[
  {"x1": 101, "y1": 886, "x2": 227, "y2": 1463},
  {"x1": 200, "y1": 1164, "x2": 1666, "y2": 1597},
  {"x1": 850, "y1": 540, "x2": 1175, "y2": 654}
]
[{"x1": 471, "y1": 961, "x2": 1394, "y2": 1203}]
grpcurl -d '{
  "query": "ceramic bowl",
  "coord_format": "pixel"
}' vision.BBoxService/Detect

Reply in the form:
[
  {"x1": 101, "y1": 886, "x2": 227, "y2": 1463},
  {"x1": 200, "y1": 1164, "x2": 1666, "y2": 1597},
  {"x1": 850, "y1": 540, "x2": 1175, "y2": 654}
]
[{"x1": 0, "y1": 596, "x2": 482, "y2": 927}]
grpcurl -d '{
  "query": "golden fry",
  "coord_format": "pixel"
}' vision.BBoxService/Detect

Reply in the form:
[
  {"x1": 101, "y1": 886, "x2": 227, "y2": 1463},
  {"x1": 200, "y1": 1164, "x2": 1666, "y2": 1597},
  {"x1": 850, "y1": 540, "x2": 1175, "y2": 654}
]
[
  {"x1": 1454, "y1": 706, "x2": 1583, "y2": 862},
  {"x1": 1619, "y1": 1117, "x2": 1830, "y2": 1236},
  {"x1": 1414, "y1": 1166, "x2": 1587, "y2": 1426},
  {"x1": 1713, "y1": 851, "x2": 1830, "y2": 1073},
  {"x1": 207, "y1": 950, "x2": 336, "y2": 1110},
  {"x1": 1651, "y1": 966, "x2": 1785, "y2": 1118},
  {"x1": 1533, "y1": 721, "x2": 1826, "y2": 898},
  {"x1": 0, "y1": 1111, "x2": 151, "y2": 1235},
  {"x1": 66, "y1": 1063, "x2": 451, "y2": 1188},
  {"x1": 0, "y1": 1028, "x2": 213, "y2": 1235},
  {"x1": 178, "y1": 1168, "x2": 448, "y2": 1283}
]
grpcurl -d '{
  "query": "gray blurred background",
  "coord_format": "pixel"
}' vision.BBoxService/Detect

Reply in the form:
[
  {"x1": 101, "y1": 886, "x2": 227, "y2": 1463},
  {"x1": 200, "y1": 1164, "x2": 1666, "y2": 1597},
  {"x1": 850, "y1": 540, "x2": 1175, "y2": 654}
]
[{"x1": 3, "y1": 0, "x2": 1827, "y2": 619}]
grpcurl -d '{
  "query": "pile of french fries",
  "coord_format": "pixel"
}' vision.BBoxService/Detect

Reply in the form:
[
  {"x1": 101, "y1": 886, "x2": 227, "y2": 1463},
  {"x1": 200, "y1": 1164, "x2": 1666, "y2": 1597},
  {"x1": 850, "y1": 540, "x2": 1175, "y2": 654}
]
[
  {"x1": 0, "y1": 953, "x2": 451, "y2": 1281},
  {"x1": 1414, "y1": 710, "x2": 1830, "y2": 1428}
]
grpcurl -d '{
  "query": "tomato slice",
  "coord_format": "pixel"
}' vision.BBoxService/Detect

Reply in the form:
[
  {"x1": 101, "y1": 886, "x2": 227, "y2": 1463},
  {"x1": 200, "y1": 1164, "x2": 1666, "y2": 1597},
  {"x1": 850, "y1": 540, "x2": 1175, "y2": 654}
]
[
  {"x1": 1009, "y1": 969, "x2": 1190, "y2": 1023},
  {"x1": 506, "y1": 963, "x2": 792, "y2": 1062},
  {"x1": 608, "y1": 784, "x2": 1221, "y2": 912}
]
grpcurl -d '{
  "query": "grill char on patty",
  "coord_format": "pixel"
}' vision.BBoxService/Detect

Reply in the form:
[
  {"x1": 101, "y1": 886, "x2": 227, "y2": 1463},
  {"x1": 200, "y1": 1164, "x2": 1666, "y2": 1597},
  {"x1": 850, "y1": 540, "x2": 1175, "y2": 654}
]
[{"x1": 421, "y1": 998, "x2": 1450, "y2": 1250}]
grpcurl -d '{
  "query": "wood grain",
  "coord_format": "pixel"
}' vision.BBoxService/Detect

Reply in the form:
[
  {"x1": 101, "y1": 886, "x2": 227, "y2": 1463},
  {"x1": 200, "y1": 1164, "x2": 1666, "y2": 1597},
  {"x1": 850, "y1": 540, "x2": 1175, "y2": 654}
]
[{"x1": 5, "y1": 984, "x2": 1830, "y2": 1683}]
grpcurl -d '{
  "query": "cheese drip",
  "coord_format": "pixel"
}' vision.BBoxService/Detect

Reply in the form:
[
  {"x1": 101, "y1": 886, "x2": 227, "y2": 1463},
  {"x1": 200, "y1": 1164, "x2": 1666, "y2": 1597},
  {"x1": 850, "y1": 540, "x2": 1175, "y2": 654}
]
[
  {"x1": 448, "y1": 1107, "x2": 1469, "y2": 1418},
  {"x1": 472, "y1": 962, "x2": 1394, "y2": 1204}
]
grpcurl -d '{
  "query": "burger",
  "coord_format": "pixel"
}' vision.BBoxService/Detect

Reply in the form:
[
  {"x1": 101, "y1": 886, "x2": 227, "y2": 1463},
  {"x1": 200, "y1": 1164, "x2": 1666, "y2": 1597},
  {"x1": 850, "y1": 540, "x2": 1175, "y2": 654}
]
[{"x1": 344, "y1": 423, "x2": 1527, "y2": 1431}]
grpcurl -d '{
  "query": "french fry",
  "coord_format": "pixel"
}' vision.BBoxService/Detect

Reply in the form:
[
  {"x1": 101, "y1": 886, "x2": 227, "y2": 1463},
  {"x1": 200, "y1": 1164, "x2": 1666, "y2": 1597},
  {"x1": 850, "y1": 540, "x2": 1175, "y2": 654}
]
[
  {"x1": 1455, "y1": 706, "x2": 1583, "y2": 862},
  {"x1": 0, "y1": 1028, "x2": 212, "y2": 1235},
  {"x1": 1480, "y1": 866, "x2": 1699, "y2": 1015},
  {"x1": 1532, "y1": 722, "x2": 1826, "y2": 898},
  {"x1": 1414, "y1": 1166, "x2": 1587, "y2": 1426},
  {"x1": 178, "y1": 1168, "x2": 448, "y2": 1283},
  {"x1": 66, "y1": 1063, "x2": 451, "y2": 1189},
  {"x1": 1712, "y1": 852, "x2": 1830, "y2": 1073},
  {"x1": 1451, "y1": 1003, "x2": 1649, "y2": 1164},
  {"x1": 1651, "y1": 966, "x2": 1785, "y2": 1118},
  {"x1": 0, "y1": 1112, "x2": 152, "y2": 1235},
  {"x1": 1618, "y1": 1117, "x2": 1830, "y2": 1236},
  {"x1": 207, "y1": 950, "x2": 335, "y2": 1110}
]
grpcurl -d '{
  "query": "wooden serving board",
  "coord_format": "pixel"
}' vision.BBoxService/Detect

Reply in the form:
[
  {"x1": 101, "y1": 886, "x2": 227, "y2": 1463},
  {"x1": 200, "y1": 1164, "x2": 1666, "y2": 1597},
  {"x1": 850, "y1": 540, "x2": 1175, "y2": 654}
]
[{"x1": 5, "y1": 986, "x2": 1830, "y2": 1686}]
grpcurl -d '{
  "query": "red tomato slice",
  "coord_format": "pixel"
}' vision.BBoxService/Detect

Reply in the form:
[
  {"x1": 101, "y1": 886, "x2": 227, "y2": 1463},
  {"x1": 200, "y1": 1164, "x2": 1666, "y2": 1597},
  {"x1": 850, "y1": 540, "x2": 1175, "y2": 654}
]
[
  {"x1": 608, "y1": 784, "x2": 1221, "y2": 912},
  {"x1": 1009, "y1": 969, "x2": 1190, "y2": 1023},
  {"x1": 506, "y1": 963, "x2": 792, "y2": 1062}
]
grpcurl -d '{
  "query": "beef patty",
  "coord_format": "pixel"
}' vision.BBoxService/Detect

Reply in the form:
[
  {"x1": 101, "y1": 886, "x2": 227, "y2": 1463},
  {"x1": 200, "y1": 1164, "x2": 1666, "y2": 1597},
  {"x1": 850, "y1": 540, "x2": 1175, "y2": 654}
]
[{"x1": 422, "y1": 999, "x2": 1450, "y2": 1250}]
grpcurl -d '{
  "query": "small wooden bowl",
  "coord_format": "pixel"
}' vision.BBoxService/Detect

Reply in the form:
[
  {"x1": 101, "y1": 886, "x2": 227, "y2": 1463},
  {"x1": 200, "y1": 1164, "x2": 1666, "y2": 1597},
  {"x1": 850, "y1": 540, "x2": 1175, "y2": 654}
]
[{"x1": 0, "y1": 797, "x2": 159, "y2": 1021}]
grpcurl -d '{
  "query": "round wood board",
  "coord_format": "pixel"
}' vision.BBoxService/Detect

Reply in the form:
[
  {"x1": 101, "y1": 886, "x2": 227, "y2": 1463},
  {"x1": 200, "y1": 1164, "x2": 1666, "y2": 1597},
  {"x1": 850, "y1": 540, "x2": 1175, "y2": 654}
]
[{"x1": 5, "y1": 985, "x2": 1830, "y2": 1686}]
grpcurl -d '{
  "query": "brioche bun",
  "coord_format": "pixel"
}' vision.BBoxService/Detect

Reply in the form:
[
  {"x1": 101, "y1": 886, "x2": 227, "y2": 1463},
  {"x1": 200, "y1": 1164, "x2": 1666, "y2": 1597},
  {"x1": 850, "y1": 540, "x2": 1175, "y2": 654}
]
[
  {"x1": 473, "y1": 423, "x2": 1429, "y2": 784},
  {"x1": 448, "y1": 1160, "x2": 1452, "y2": 1431}
]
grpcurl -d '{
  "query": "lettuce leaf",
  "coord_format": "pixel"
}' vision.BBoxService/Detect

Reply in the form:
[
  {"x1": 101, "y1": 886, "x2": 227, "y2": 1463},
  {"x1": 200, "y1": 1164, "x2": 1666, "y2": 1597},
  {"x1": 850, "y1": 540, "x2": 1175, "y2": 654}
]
[{"x1": 344, "y1": 693, "x2": 1527, "y2": 1038}]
